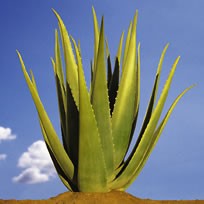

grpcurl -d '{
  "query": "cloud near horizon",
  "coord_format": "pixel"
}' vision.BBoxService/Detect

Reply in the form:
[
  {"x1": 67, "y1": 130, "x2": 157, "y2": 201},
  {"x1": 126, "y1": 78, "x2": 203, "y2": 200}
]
[{"x1": 13, "y1": 140, "x2": 56, "y2": 184}]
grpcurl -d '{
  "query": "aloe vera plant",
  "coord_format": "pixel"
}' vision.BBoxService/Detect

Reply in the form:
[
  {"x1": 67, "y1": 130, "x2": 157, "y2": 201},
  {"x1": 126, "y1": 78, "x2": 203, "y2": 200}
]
[{"x1": 17, "y1": 8, "x2": 193, "y2": 192}]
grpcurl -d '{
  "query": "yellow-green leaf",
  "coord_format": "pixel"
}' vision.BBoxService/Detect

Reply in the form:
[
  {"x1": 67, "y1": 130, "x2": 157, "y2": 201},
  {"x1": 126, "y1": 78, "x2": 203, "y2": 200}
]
[
  {"x1": 111, "y1": 56, "x2": 180, "y2": 189},
  {"x1": 17, "y1": 51, "x2": 74, "y2": 182},
  {"x1": 72, "y1": 39, "x2": 108, "y2": 192},
  {"x1": 52, "y1": 9, "x2": 79, "y2": 108},
  {"x1": 112, "y1": 11, "x2": 138, "y2": 169},
  {"x1": 120, "y1": 85, "x2": 195, "y2": 190}
]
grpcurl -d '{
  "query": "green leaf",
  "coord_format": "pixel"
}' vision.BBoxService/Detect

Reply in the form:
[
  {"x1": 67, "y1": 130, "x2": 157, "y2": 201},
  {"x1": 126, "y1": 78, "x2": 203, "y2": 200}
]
[
  {"x1": 72, "y1": 38, "x2": 108, "y2": 192},
  {"x1": 106, "y1": 38, "x2": 112, "y2": 88},
  {"x1": 17, "y1": 51, "x2": 74, "y2": 182},
  {"x1": 116, "y1": 31, "x2": 124, "y2": 65},
  {"x1": 89, "y1": 18, "x2": 114, "y2": 180},
  {"x1": 120, "y1": 85, "x2": 195, "y2": 190},
  {"x1": 54, "y1": 29, "x2": 65, "y2": 89},
  {"x1": 108, "y1": 57, "x2": 119, "y2": 115},
  {"x1": 51, "y1": 59, "x2": 67, "y2": 151},
  {"x1": 132, "y1": 44, "x2": 169, "y2": 153},
  {"x1": 52, "y1": 9, "x2": 79, "y2": 108},
  {"x1": 89, "y1": 7, "x2": 100, "y2": 97},
  {"x1": 134, "y1": 43, "x2": 141, "y2": 119},
  {"x1": 112, "y1": 11, "x2": 138, "y2": 169},
  {"x1": 111, "y1": 56, "x2": 181, "y2": 189},
  {"x1": 92, "y1": 6, "x2": 99, "y2": 74},
  {"x1": 122, "y1": 21, "x2": 132, "y2": 71},
  {"x1": 52, "y1": 34, "x2": 68, "y2": 156},
  {"x1": 128, "y1": 43, "x2": 141, "y2": 150},
  {"x1": 105, "y1": 38, "x2": 110, "y2": 58},
  {"x1": 107, "y1": 55, "x2": 112, "y2": 88},
  {"x1": 65, "y1": 81, "x2": 79, "y2": 169},
  {"x1": 40, "y1": 122, "x2": 78, "y2": 191}
]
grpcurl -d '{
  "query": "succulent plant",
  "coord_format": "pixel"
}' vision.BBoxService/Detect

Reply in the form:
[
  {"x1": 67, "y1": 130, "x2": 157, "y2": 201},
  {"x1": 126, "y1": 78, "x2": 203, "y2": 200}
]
[{"x1": 17, "y1": 7, "x2": 193, "y2": 192}]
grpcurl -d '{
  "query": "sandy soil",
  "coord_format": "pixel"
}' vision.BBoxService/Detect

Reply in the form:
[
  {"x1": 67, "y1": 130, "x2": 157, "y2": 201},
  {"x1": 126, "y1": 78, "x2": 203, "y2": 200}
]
[{"x1": 0, "y1": 191, "x2": 203, "y2": 204}]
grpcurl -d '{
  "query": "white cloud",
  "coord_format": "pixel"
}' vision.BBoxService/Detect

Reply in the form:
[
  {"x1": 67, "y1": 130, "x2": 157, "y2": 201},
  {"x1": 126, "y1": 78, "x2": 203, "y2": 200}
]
[
  {"x1": 13, "y1": 140, "x2": 56, "y2": 184},
  {"x1": 0, "y1": 126, "x2": 16, "y2": 161},
  {"x1": 0, "y1": 154, "x2": 7, "y2": 160},
  {"x1": 0, "y1": 126, "x2": 16, "y2": 142}
]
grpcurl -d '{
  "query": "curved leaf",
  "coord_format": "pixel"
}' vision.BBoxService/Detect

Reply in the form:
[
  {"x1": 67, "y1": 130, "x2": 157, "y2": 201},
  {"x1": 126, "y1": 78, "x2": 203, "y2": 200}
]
[
  {"x1": 122, "y1": 85, "x2": 195, "y2": 190},
  {"x1": 17, "y1": 51, "x2": 74, "y2": 182},
  {"x1": 133, "y1": 44, "x2": 169, "y2": 153},
  {"x1": 40, "y1": 123, "x2": 78, "y2": 191},
  {"x1": 111, "y1": 56, "x2": 180, "y2": 189}
]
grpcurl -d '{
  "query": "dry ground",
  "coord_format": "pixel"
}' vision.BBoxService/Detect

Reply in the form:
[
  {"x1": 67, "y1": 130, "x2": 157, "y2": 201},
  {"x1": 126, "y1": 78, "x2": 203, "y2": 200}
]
[{"x1": 0, "y1": 191, "x2": 203, "y2": 204}]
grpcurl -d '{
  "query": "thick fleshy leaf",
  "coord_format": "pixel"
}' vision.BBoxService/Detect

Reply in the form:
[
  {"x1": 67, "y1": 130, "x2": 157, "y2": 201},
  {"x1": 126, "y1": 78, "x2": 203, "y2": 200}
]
[
  {"x1": 122, "y1": 21, "x2": 132, "y2": 71},
  {"x1": 107, "y1": 55, "x2": 112, "y2": 88},
  {"x1": 65, "y1": 81, "x2": 79, "y2": 169},
  {"x1": 106, "y1": 37, "x2": 112, "y2": 88},
  {"x1": 133, "y1": 44, "x2": 169, "y2": 151},
  {"x1": 72, "y1": 39, "x2": 108, "y2": 192},
  {"x1": 51, "y1": 59, "x2": 67, "y2": 152},
  {"x1": 17, "y1": 51, "x2": 74, "y2": 183},
  {"x1": 116, "y1": 32, "x2": 124, "y2": 65},
  {"x1": 105, "y1": 38, "x2": 110, "y2": 57},
  {"x1": 112, "y1": 11, "x2": 138, "y2": 169},
  {"x1": 111, "y1": 56, "x2": 180, "y2": 189},
  {"x1": 53, "y1": 33, "x2": 68, "y2": 156},
  {"x1": 90, "y1": 7, "x2": 100, "y2": 96},
  {"x1": 128, "y1": 43, "x2": 141, "y2": 150},
  {"x1": 40, "y1": 123, "x2": 78, "y2": 191},
  {"x1": 108, "y1": 57, "x2": 119, "y2": 115},
  {"x1": 52, "y1": 9, "x2": 79, "y2": 108},
  {"x1": 88, "y1": 18, "x2": 114, "y2": 180},
  {"x1": 92, "y1": 6, "x2": 99, "y2": 73},
  {"x1": 33, "y1": 66, "x2": 76, "y2": 190},
  {"x1": 54, "y1": 30, "x2": 65, "y2": 89},
  {"x1": 120, "y1": 85, "x2": 195, "y2": 190},
  {"x1": 134, "y1": 43, "x2": 141, "y2": 119}
]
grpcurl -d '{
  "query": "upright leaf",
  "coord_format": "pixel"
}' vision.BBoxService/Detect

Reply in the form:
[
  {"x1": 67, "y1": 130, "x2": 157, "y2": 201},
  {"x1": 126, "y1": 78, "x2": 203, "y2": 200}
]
[
  {"x1": 107, "y1": 55, "x2": 112, "y2": 88},
  {"x1": 54, "y1": 30, "x2": 65, "y2": 89},
  {"x1": 52, "y1": 9, "x2": 79, "y2": 108},
  {"x1": 72, "y1": 40, "x2": 108, "y2": 192},
  {"x1": 116, "y1": 32, "x2": 124, "y2": 65},
  {"x1": 92, "y1": 6, "x2": 100, "y2": 75},
  {"x1": 112, "y1": 11, "x2": 138, "y2": 169},
  {"x1": 122, "y1": 21, "x2": 132, "y2": 71},
  {"x1": 106, "y1": 39, "x2": 112, "y2": 88},
  {"x1": 65, "y1": 81, "x2": 79, "y2": 169},
  {"x1": 91, "y1": 18, "x2": 114, "y2": 179},
  {"x1": 108, "y1": 57, "x2": 119, "y2": 115},
  {"x1": 51, "y1": 59, "x2": 67, "y2": 154},
  {"x1": 128, "y1": 43, "x2": 141, "y2": 150}
]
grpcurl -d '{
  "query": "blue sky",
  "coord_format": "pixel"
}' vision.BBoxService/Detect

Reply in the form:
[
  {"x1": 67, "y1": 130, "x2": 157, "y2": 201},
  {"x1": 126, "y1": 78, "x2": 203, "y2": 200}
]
[{"x1": 0, "y1": 0, "x2": 203, "y2": 200}]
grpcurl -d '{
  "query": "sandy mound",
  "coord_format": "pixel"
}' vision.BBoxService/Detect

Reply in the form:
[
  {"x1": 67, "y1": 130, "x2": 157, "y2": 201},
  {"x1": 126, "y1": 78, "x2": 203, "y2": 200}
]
[{"x1": 0, "y1": 191, "x2": 203, "y2": 204}]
